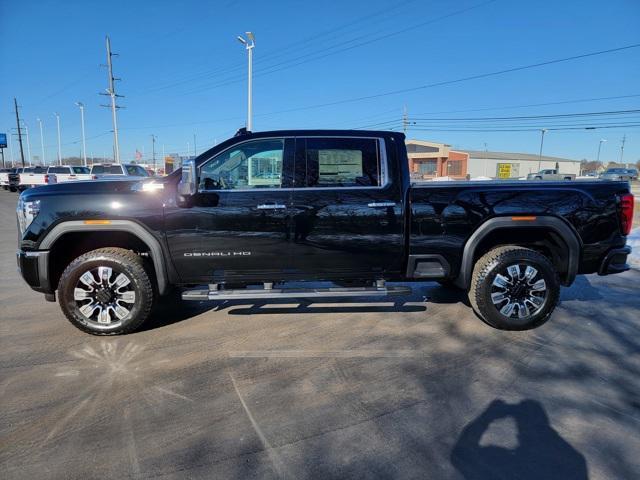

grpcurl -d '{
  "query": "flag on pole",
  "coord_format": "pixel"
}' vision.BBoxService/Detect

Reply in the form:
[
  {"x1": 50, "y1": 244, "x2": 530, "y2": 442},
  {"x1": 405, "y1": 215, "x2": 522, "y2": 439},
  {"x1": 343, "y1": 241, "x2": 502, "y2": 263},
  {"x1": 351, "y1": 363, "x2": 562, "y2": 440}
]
[{"x1": 135, "y1": 149, "x2": 142, "y2": 161}]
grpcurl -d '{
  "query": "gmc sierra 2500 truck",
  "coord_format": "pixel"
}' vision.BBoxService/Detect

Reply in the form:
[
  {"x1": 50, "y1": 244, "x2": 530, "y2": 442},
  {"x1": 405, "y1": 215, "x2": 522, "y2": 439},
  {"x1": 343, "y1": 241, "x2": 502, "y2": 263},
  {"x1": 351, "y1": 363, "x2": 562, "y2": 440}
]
[{"x1": 16, "y1": 129, "x2": 634, "y2": 335}]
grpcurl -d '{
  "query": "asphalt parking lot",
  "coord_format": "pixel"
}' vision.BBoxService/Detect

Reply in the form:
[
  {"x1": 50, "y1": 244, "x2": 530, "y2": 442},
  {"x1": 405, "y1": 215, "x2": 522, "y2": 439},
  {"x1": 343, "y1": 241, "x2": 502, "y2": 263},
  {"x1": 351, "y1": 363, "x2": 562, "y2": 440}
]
[{"x1": 1, "y1": 189, "x2": 639, "y2": 480}]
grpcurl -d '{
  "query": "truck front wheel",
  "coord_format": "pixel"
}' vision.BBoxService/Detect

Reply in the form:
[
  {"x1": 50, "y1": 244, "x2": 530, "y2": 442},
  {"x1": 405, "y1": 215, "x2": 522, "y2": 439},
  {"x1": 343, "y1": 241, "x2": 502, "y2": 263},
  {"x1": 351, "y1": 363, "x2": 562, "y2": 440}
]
[
  {"x1": 468, "y1": 246, "x2": 560, "y2": 330},
  {"x1": 58, "y1": 247, "x2": 154, "y2": 335}
]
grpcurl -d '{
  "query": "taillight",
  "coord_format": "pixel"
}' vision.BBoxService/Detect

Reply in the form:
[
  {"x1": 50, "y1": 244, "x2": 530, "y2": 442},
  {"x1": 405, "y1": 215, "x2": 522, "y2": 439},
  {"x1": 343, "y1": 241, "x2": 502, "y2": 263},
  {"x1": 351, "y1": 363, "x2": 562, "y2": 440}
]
[{"x1": 620, "y1": 193, "x2": 634, "y2": 236}]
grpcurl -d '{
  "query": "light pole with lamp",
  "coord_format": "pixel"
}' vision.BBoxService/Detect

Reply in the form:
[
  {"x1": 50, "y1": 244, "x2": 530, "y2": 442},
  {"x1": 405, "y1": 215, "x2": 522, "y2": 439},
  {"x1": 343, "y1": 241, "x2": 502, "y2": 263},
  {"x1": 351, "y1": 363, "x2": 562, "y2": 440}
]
[
  {"x1": 54, "y1": 112, "x2": 62, "y2": 165},
  {"x1": 75, "y1": 102, "x2": 87, "y2": 166},
  {"x1": 237, "y1": 32, "x2": 255, "y2": 132},
  {"x1": 537, "y1": 128, "x2": 547, "y2": 171},
  {"x1": 36, "y1": 118, "x2": 45, "y2": 165},
  {"x1": 596, "y1": 139, "x2": 607, "y2": 163}
]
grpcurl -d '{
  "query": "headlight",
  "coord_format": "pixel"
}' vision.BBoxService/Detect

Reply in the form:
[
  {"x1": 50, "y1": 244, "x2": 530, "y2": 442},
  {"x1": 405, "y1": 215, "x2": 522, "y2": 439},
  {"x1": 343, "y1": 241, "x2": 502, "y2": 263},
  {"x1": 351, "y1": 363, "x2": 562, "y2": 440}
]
[{"x1": 17, "y1": 198, "x2": 40, "y2": 234}]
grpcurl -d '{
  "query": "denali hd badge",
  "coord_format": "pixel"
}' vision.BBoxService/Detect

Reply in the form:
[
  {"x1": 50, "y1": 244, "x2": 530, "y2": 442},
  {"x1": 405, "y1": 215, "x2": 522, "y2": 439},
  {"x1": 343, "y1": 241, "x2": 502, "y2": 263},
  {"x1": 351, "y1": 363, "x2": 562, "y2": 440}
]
[{"x1": 184, "y1": 251, "x2": 251, "y2": 257}]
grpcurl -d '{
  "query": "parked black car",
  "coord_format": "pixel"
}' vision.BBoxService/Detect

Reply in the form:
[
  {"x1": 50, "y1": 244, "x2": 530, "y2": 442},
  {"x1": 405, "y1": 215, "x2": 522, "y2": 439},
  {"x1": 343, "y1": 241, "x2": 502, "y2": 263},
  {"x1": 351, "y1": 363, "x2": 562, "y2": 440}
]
[{"x1": 16, "y1": 130, "x2": 634, "y2": 335}]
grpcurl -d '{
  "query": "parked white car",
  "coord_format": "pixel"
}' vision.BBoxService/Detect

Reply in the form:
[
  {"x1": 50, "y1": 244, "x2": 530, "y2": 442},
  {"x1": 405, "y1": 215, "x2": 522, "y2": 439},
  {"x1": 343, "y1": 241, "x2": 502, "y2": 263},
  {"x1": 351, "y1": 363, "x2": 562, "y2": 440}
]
[
  {"x1": 18, "y1": 166, "x2": 57, "y2": 191},
  {"x1": 47, "y1": 165, "x2": 95, "y2": 183}
]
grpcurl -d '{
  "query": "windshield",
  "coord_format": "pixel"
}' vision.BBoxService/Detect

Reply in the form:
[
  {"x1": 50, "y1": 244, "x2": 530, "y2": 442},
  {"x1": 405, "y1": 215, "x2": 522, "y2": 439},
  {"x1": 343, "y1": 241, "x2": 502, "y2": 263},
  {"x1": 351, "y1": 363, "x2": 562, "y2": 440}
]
[{"x1": 605, "y1": 168, "x2": 626, "y2": 173}]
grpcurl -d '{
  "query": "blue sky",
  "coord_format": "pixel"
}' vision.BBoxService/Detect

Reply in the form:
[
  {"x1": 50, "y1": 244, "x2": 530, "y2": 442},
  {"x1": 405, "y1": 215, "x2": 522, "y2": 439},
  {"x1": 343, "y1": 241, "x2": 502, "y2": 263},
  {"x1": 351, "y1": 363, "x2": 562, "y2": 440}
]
[{"x1": 1, "y1": 0, "x2": 639, "y2": 165}]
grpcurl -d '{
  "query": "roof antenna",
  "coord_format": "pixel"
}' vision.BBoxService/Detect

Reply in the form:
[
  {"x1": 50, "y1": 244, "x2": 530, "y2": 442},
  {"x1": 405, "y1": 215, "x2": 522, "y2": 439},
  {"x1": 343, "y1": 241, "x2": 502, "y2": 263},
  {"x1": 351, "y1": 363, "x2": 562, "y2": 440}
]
[{"x1": 235, "y1": 127, "x2": 249, "y2": 137}]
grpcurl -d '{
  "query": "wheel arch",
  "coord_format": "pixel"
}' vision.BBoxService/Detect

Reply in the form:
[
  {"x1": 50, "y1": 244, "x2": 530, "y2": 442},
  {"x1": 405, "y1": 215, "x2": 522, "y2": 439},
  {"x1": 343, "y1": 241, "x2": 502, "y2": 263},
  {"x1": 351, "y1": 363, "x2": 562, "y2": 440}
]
[
  {"x1": 454, "y1": 216, "x2": 581, "y2": 289},
  {"x1": 40, "y1": 220, "x2": 169, "y2": 295}
]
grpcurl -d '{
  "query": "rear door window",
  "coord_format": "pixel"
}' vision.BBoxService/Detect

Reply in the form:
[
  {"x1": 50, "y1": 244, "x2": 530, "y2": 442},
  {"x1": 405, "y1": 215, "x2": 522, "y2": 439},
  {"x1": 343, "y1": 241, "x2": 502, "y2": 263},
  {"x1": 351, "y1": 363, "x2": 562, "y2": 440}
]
[{"x1": 296, "y1": 137, "x2": 384, "y2": 188}]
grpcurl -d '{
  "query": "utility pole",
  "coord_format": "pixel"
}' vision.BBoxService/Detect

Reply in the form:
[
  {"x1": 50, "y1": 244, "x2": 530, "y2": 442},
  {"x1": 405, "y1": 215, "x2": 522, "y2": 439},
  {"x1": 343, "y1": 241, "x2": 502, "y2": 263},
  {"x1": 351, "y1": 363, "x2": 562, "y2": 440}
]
[
  {"x1": 37, "y1": 118, "x2": 45, "y2": 165},
  {"x1": 620, "y1": 134, "x2": 626, "y2": 165},
  {"x1": 151, "y1": 134, "x2": 156, "y2": 171},
  {"x1": 54, "y1": 112, "x2": 62, "y2": 165},
  {"x1": 14, "y1": 98, "x2": 25, "y2": 167},
  {"x1": 76, "y1": 102, "x2": 87, "y2": 166},
  {"x1": 101, "y1": 36, "x2": 123, "y2": 163},
  {"x1": 537, "y1": 128, "x2": 547, "y2": 171},
  {"x1": 237, "y1": 32, "x2": 255, "y2": 131}
]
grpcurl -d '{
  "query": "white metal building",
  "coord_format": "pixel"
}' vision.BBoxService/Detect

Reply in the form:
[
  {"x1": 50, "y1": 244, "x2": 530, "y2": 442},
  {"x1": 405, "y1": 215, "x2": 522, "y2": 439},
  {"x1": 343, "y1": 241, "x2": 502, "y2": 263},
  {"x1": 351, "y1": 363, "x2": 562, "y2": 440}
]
[{"x1": 462, "y1": 150, "x2": 581, "y2": 179}]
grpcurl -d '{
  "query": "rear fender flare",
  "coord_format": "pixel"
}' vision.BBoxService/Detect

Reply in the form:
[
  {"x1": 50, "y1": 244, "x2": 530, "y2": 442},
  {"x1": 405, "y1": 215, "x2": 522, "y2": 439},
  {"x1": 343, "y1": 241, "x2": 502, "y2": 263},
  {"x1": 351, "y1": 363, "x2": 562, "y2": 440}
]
[{"x1": 454, "y1": 216, "x2": 581, "y2": 289}]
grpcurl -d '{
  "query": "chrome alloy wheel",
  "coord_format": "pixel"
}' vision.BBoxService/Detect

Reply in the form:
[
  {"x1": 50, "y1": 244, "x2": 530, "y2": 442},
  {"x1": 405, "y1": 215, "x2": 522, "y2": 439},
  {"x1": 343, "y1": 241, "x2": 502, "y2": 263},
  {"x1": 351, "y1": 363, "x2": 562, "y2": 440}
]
[
  {"x1": 490, "y1": 264, "x2": 547, "y2": 319},
  {"x1": 73, "y1": 266, "x2": 136, "y2": 327}
]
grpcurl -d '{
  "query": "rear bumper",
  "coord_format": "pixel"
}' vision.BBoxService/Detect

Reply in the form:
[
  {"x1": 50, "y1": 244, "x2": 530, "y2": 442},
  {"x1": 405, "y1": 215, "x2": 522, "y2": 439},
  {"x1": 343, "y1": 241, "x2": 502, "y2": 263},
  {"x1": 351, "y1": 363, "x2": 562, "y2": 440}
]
[
  {"x1": 598, "y1": 246, "x2": 632, "y2": 275},
  {"x1": 16, "y1": 250, "x2": 53, "y2": 294}
]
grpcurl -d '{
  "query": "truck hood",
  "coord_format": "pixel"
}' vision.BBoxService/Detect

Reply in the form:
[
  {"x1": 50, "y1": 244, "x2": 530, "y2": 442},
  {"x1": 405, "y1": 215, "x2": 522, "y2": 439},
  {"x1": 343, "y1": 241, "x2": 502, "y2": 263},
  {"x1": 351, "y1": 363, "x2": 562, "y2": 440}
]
[{"x1": 20, "y1": 177, "x2": 165, "y2": 199}]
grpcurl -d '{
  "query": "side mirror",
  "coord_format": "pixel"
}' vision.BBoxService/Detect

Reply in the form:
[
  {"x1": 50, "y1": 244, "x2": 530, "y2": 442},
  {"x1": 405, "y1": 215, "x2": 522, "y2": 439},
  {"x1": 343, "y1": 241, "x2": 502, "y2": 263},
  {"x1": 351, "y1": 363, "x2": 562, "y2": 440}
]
[{"x1": 177, "y1": 158, "x2": 197, "y2": 196}]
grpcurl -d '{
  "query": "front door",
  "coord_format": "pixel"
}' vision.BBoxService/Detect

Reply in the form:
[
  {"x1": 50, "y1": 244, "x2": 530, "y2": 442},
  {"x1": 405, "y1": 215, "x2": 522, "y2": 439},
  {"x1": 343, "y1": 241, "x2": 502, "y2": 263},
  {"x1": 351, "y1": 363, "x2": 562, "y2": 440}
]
[
  {"x1": 288, "y1": 136, "x2": 405, "y2": 281},
  {"x1": 165, "y1": 137, "x2": 295, "y2": 284}
]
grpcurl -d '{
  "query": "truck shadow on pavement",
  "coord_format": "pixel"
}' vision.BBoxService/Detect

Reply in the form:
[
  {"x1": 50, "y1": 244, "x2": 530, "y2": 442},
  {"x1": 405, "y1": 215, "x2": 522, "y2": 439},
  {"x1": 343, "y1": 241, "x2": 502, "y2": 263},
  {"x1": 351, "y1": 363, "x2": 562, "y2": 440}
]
[
  {"x1": 141, "y1": 282, "x2": 471, "y2": 329},
  {"x1": 451, "y1": 399, "x2": 589, "y2": 480}
]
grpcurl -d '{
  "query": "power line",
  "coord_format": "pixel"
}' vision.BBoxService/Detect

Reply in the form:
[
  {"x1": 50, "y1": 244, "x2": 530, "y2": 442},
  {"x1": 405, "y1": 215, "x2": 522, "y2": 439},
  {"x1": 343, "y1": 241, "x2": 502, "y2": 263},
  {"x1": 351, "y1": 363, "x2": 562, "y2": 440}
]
[
  {"x1": 149, "y1": 0, "x2": 499, "y2": 98},
  {"x1": 410, "y1": 108, "x2": 640, "y2": 121},
  {"x1": 250, "y1": 42, "x2": 640, "y2": 117},
  {"x1": 410, "y1": 93, "x2": 640, "y2": 115},
  {"x1": 137, "y1": 0, "x2": 424, "y2": 95},
  {"x1": 409, "y1": 123, "x2": 640, "y2": 132}
]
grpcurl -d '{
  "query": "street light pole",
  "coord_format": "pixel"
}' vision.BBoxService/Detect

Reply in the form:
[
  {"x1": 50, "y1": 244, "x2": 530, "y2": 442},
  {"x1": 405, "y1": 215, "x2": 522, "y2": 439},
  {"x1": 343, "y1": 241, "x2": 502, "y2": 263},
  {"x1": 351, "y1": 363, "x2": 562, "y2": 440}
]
[
  {"x1": 76, "y1": 102, "x2": 87, "y2": 166},
  {"x1": 37, "y1": 118, "x2": 45, "y2": 166},
  {"x1": 54, "y1": 112, "x2": 62, "y2": 165},
  {"x1": 24, "y1": 124, "x2": 33, "y2": 166},
  {"x1": 237, "y1": 32, "x2": 255, "y2": 132},
  {"x1": 537, "y1": 129, "x2": 547, "y2": 171},
  {"x1": 597, "y1": 139, "x2": 607, "y2": 163}
]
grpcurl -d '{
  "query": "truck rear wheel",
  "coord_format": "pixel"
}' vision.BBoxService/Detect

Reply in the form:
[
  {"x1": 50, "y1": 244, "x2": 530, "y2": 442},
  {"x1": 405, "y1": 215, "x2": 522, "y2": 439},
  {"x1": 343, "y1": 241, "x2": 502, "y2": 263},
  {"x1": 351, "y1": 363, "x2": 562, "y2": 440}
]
[
  {"x1": 58, "y1": 247, "x2": 154, "y2": 335},
  {"x1": 468, "y1": 246, "x2": 559, "y2": 330}
]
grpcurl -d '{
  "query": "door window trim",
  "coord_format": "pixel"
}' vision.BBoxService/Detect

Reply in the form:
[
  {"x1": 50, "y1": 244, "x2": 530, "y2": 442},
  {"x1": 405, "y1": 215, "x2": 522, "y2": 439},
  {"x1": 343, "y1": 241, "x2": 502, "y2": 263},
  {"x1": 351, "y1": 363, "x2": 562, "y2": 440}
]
[{"x1": 294, "y1": 136, "x2": 389, "y2": 191}]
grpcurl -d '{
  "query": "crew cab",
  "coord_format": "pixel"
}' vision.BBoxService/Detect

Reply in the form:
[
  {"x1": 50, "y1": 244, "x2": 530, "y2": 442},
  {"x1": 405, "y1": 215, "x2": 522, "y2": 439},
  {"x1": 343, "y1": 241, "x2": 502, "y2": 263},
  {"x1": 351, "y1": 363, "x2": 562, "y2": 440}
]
[
  {"x1": 47, "y1": 165, "x2": 95, "y2": 183},
  {"x1": 18, "y1": 166, "x2": 57, "y2": 191},
  {"x1": 90, "y1": 163, "x2": 150, "y2": 178},
  {"x1": 526, "y1": 169, "x2": 575, "y2": 181},
  {"x1": 16, "y1": 130, "x2": 633, "y2": 335}
]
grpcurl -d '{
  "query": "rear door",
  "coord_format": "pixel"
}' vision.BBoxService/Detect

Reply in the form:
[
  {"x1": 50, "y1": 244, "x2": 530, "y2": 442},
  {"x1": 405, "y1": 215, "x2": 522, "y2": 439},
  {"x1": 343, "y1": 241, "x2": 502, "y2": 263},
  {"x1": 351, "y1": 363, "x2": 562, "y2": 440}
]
[
  {"x1": 165, "y1": 137, "x2": 295, "y2": 284},
  {"x1": 288, "y1": 136, "x2": 404, "y2": 280}
]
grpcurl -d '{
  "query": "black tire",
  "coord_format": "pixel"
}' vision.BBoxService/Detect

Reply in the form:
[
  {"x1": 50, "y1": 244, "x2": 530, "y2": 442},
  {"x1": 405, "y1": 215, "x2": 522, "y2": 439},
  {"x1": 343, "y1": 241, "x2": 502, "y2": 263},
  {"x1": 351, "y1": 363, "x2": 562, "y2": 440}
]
[
  {"x1": 58, "y1": 247, "x2": 154, "y2": 335},
  {"x1": 468, "y1": 246, "x2": 559, "y2": 330}
]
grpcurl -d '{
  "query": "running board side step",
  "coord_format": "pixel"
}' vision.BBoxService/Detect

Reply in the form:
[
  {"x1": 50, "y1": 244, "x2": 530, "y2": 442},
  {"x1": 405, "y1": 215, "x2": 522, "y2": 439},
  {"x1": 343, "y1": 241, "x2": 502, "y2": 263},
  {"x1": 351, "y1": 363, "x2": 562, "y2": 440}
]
[{"x1": 182, "y1": 285, "x2": 412, "y2": 301}]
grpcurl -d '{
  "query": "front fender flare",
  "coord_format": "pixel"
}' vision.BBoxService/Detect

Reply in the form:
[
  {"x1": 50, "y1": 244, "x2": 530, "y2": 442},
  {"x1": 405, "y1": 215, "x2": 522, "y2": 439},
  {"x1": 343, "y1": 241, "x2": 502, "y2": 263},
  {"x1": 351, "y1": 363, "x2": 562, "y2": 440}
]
[{"x1": 39, "y1": 220, "x2": 169, "y2": 295}]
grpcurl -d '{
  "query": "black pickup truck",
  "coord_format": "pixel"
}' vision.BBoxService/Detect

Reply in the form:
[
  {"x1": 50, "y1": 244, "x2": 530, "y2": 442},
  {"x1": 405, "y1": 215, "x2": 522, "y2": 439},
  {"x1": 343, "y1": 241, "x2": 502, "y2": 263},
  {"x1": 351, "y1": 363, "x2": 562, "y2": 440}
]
[{"x1": 16, "y1": 129, "x2": 634, "y2": 335}]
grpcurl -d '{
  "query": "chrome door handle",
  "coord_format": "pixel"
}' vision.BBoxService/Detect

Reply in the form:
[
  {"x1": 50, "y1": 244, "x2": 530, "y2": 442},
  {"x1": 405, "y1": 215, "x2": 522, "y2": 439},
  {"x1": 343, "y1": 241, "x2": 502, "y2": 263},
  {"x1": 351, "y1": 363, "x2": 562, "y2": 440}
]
[
  {"x1": 367, "y1": 202, "x2": 396, "y2": 208},
  {"x1": 257, "y1": 203, "x2": 287, "y2": 210}
]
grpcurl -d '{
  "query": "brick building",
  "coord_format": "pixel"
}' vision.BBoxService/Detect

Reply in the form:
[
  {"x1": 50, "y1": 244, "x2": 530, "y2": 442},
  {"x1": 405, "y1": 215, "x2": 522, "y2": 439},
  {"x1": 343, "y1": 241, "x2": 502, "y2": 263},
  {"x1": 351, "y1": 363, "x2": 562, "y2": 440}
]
[{"x1": 406, "y1": 139, "x2": 469, "y2": 180}]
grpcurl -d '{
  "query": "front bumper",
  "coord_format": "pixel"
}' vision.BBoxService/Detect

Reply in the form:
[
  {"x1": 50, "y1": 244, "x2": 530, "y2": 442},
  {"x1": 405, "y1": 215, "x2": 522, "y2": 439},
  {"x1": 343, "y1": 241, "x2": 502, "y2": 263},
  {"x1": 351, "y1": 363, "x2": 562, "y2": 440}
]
[
  {"x1": 598, "y1": 246, "x2": 632, "y2": 275},
  {"x1": 16, "y1": 250, "x2": 52, "y2": 294}
]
